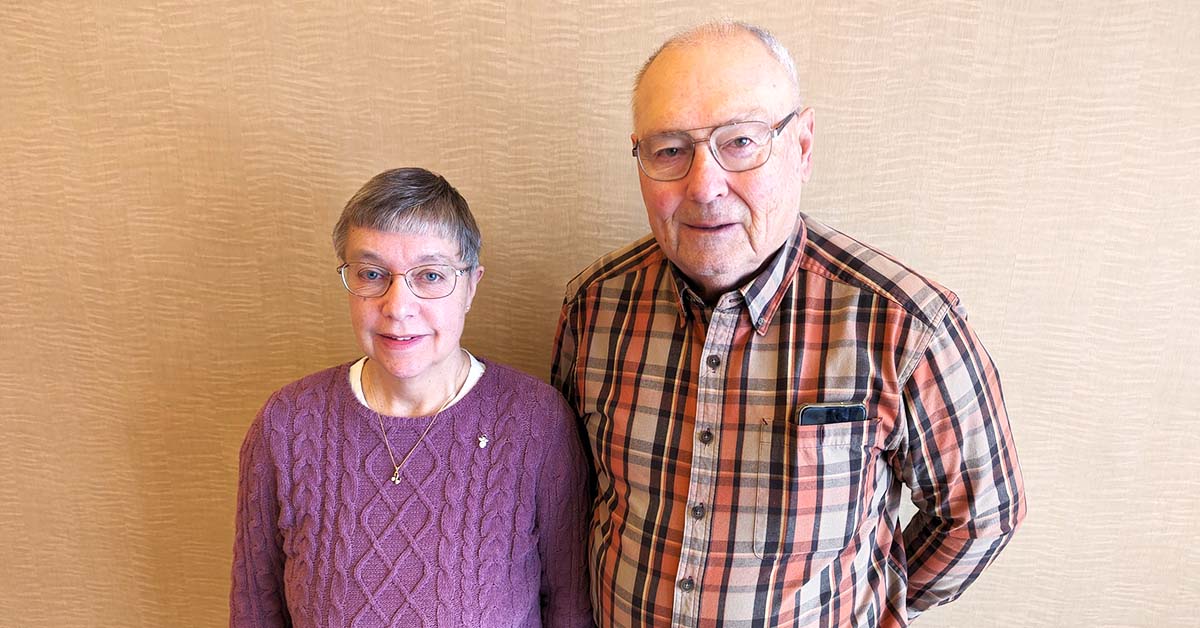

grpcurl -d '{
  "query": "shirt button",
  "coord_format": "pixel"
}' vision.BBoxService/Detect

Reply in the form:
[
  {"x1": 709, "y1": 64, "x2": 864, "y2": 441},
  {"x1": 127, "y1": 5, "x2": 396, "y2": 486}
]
[
  {"x1": 691, "y1": 503, "x2": 706, "y2": 519},
  {"x1": 706, "y1": 354, "x2": 721, "y2": 369},
  {"x1": 678, "y1": 576, "x2": 695, "y2": 592},
  {"x1": 698, "y1": 429, "x2": 713, "y2": 444}
]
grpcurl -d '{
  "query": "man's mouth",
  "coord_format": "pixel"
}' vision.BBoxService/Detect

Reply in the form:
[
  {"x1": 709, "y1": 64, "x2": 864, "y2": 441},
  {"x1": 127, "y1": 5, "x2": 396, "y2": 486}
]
[{"x1": 688, "y1": 222, "x2": 733, "y2": 231}]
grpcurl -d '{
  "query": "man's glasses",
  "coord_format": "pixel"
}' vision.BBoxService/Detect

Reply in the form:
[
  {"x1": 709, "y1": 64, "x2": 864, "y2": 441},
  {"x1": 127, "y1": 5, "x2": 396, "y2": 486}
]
[
  {"x1": 632, "y1": 111, "x2": 798, "y2": 182},
  {"x1": 337, "y1": 262, "x2": 467, "y2": 299}
]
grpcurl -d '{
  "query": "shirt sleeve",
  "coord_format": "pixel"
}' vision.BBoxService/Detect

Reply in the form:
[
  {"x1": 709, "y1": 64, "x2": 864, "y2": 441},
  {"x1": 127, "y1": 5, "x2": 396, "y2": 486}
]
[
  {"x1": 536, "y1": 391, "x2": 595, "y2": 628},
  {"x1": 550, "y1": 297, "x2": 579, "y2": 412},
  {"x1": 898, "y1": 303, "x2": 1027, "y2": 618},
  {"x1": 230, "y1": 411, "x2": 292, "y2": 628}
]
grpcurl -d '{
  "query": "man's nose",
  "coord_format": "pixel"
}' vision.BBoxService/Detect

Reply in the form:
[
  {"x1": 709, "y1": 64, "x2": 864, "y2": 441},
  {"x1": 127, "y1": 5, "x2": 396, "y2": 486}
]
[{"x1": 685, "y1": 144, "x2": 729, "y2": 204}]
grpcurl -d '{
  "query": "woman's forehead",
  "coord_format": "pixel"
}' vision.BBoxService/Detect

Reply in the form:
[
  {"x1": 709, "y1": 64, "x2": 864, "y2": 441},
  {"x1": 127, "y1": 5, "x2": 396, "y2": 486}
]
[{"x1": 345, "y1": 227, "x2": 460, "y2": 265}]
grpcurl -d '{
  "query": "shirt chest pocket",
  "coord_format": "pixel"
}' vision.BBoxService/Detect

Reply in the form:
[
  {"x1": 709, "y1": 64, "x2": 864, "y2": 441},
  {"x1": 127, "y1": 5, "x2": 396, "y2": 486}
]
[{"x1": 753, "y1": 416, "x2": 881, "y2": 561}]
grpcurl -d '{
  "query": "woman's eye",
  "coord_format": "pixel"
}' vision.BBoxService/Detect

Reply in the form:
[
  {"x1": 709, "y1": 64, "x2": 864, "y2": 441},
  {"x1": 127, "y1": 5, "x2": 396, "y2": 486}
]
[{"x1": 357, "y1": 267, "x2": 386, "y2": 282}]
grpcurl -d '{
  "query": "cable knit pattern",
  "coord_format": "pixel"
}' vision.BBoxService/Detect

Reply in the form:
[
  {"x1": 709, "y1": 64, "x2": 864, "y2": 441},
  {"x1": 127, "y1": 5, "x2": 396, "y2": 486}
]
[{"x1": 231, "y1": 358, "x2": 593, "y2": 628}]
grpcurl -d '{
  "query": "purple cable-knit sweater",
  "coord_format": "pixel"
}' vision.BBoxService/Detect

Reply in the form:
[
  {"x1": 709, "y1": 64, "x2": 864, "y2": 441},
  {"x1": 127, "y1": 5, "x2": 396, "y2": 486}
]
[{"x1": 230, "y1": 358, "x2": 593, "y2": 627}]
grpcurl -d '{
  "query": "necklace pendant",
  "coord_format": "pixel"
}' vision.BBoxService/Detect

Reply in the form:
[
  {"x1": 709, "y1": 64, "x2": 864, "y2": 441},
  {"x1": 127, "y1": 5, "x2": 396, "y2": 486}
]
[{"x1": 390, "y1": 470, "x2": 402, "y2": 485}]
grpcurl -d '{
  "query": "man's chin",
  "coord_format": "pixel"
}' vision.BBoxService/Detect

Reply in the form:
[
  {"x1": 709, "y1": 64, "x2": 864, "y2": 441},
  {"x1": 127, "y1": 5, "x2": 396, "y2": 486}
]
[{"x1": 675, "y1": 259, "x2": 749, "y2": 297}]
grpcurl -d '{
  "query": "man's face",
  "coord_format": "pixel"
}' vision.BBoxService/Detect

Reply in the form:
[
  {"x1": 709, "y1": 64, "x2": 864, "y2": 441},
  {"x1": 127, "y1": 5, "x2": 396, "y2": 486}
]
[{"x1": 633, "y1": 33, "x2": 814, "y2": 300}]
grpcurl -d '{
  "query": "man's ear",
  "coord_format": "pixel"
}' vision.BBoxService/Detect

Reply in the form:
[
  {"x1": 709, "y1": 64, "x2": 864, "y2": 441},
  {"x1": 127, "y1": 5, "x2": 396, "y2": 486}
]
[{"x1": 794, "y1": 107, "x2": 815, "y2": 182}]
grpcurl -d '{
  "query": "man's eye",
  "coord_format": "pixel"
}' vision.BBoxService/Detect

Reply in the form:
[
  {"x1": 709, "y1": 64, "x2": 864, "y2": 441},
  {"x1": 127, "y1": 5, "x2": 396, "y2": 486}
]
[
  {"x1": 721, "y1": 135, "x2": 760, "y2": 150},
  {"x1": 650, "y1": 143, "x2": 693, "y2": 165}
]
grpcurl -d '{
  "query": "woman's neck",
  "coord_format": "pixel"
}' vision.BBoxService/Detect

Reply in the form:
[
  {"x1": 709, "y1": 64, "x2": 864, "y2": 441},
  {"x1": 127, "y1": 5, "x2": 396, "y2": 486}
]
[{"x1": 362, "y1": 350, "x2": 468, "y2": 417}]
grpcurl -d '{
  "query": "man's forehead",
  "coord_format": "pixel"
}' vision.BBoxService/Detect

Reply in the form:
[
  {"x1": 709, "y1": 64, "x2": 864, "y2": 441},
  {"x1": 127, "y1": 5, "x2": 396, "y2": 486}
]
[
  {"x1": 639, "y1": 108, "x2": 773, "y2": 138},
  {"x1": 633, "y1": 35, "x2": 793, "y2": 135},
  {"x1": 634, "y1": 77, "x2": 790, "y2": 136}
]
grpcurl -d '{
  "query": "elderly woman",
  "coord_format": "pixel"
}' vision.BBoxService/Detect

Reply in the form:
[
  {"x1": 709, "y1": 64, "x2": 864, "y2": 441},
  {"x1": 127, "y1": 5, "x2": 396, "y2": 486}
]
[{"x1": 231, "y1": 168, "x2": 591, "y2": 627}]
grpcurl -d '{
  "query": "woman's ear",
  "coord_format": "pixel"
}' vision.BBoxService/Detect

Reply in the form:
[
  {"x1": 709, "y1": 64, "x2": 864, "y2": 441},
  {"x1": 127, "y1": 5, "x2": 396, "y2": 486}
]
[{"x1": 463, "y1": 265, "x2": 484, "y2": 311}]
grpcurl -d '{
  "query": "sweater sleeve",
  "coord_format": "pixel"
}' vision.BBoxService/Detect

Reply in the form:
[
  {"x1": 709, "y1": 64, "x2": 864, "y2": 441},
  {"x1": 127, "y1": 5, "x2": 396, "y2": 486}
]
[
  {"x1": 536, "y1": 391, "x2": 595, "y2": 628},
  {"x1": 230, "y1": 408, "x2": 292, "y2": 628}
]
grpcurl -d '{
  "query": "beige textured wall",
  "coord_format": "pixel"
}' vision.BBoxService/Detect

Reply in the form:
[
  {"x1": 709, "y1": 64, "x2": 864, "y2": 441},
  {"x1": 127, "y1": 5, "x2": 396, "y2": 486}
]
[{"x1": 2, "y1": 1, "x2": 1197, "y2": 626}]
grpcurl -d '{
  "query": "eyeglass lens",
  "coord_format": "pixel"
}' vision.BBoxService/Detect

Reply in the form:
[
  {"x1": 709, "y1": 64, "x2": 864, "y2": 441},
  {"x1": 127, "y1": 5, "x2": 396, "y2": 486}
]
[
  {"x1": 637, "y1": 121, "x2": 774, "y2": 181},
  {"x1": 340, "y1": 263, "x2": 458, "y2": 299}
]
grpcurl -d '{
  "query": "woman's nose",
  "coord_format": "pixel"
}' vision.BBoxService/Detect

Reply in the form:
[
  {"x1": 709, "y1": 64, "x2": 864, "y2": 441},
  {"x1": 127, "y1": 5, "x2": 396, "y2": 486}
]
[{"x1": 379, "y1": 276, "x2": 420, "y2": 318}]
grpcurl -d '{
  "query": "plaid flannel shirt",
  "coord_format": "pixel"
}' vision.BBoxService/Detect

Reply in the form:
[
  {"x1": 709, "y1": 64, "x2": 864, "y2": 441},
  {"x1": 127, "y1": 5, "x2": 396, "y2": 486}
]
[{"x1": 551, "y1": 214, "x2": 1025, "y2": 627}]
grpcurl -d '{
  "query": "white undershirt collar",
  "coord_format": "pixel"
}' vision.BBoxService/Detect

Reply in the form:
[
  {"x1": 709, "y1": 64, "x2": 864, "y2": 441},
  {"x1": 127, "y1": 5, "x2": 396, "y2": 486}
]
[{"x1": 348, "y1": 350, "x2": 485, "y2": 413}]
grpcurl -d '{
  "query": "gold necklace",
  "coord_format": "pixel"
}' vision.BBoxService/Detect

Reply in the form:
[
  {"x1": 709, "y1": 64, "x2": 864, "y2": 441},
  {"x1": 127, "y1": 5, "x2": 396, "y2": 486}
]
[{"x1": 365, "y1": 351, "x2": 468, "y2": 486}]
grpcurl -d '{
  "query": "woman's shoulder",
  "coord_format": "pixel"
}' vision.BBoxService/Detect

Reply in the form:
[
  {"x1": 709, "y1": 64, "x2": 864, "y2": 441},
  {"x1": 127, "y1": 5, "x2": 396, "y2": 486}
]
[
  {"x1": 476, "y1": 358, "x2": 566, "y2": 404},
  {"x1": 246, "y1": 361, "x2": 357, "y2": 466},
  {"x1": 472, "y1": 358, "x2": 575, "y2": 444},
  {"x1": 258, "y1": 361, "x2": 355, "y2": 422}
]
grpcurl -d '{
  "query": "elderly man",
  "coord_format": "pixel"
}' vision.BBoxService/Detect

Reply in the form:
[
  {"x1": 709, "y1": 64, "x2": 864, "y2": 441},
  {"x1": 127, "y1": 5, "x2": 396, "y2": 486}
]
[{"x1": 552, "y1": 21, "x2": 1025, "y2": 628}]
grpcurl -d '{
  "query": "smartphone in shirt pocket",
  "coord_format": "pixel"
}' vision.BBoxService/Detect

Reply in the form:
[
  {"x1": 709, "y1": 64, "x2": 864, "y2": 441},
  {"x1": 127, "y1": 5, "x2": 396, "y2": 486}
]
[
  {"x1": 754, "y1": 402, "x2": 879, "y2": 561},
  {"x1": 797, "y1": 402, "x2": 867, "y2": 426}
]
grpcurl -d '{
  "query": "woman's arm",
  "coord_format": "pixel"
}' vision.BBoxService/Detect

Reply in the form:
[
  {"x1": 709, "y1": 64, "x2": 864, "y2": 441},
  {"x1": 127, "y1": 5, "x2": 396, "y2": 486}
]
[
  {"x1": 536, "y1": 393, "x2": 595, "y2": 628},
  {"x1": 230, "y1": 411, "x2": 291, "y2": 628}
]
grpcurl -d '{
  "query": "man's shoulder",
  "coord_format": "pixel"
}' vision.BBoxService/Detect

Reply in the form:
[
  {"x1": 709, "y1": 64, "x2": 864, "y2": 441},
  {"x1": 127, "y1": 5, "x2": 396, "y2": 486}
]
[
  {"x1": 561, "y1": 233, "x2": 665, "y2": 303},
  {"x1": 800, "y1": 214, "x2": 959, "y2": 329}
]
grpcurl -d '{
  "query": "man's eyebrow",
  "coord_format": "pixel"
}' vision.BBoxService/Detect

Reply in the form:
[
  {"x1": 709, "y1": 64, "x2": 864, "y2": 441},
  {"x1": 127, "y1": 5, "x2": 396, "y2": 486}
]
[{"x1": 643, "y1": 110, "x2": 769, "y2": 137}]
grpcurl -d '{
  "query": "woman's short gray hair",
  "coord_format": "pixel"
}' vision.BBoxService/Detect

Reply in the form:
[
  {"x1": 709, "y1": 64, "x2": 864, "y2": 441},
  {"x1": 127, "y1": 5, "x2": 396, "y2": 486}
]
[{"x1": 332, "y1": 168, "x2": 482, "y2": 269}]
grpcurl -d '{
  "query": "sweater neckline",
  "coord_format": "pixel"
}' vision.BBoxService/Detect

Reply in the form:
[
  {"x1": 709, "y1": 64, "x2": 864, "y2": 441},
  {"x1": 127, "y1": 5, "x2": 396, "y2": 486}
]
[{"x1": 342, "y1": 356, "x2": 494, "y2": 422}]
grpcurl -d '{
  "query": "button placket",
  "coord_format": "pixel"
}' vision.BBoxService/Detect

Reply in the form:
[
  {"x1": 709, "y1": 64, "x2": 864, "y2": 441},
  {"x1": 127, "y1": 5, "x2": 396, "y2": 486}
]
[{"x1": 674, "y1": 303, "x2": 739, "y2": 625}]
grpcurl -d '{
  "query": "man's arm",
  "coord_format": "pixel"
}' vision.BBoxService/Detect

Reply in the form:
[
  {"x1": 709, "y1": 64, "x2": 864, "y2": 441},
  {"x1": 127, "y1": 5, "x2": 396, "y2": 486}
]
[
  {"x1": 550, "y1": 298, "x2": 579, "y2": 409},
  {"x1": 899, "y1": 303, "x2": 1027, "y2": 618}
]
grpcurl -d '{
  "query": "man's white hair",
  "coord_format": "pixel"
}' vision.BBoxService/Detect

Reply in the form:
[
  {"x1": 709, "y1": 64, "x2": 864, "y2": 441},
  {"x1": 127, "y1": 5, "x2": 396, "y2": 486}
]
[{"x1": 632, "y1": 20, "x2": 802, "y2": 114}]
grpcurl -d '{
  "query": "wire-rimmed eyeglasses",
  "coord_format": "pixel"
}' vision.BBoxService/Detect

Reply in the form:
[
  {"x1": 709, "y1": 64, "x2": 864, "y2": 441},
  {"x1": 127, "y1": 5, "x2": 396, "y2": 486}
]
[
  {"x1": 632, "y1": 111, "x2": 798, "y2": 182},
  {"x1": 337, "y1": 262, "x2": 467, "y2": 299}
]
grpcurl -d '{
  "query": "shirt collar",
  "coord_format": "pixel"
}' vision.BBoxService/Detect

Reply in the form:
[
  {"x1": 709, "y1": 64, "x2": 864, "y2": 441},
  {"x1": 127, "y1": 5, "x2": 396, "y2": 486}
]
[
  {"x1": 667, "y1": 217, "x2": 808, "y2": 334},
  {"x1": 742, "y1": 218, "x2": 807, "y2": 334},
  {"x1": 669, "y1": 266, "x2": 706, "y2": 325}
]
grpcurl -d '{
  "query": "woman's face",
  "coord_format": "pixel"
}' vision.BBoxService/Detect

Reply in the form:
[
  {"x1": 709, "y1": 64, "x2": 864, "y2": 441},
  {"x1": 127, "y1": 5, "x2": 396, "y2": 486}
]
[{"x1": 343, "y1": 226, "x2": 482, "y2": 390}]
